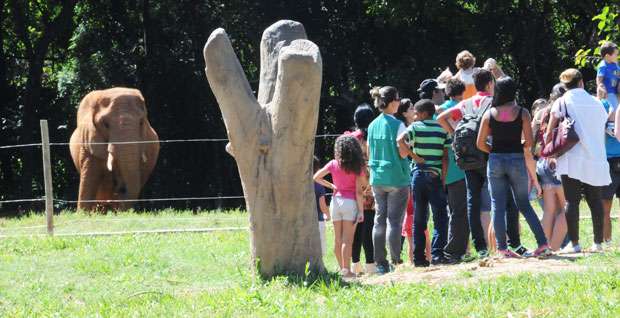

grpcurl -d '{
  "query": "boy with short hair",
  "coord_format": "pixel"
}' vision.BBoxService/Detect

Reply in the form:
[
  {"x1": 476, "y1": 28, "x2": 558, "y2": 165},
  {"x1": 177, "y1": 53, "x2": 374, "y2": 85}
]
[
  {"x1": 597, "y1": 41, "x2": 620, "y2": 110},
  {"x1": 397, "y1": 99, "x2": 449, "y2": 267}
]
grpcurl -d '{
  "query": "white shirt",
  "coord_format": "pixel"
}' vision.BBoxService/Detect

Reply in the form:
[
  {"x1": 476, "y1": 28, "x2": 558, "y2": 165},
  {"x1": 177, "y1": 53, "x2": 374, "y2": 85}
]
[{"x1": 551, "y1": 88, "x2": 611, "y2": 186}]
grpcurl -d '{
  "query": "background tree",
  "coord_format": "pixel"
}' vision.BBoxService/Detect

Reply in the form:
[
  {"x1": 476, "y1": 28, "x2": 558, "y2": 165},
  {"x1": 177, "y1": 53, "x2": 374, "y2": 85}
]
[{"x1": 0, "y1": 0, "x2": 618, "y2": 215}]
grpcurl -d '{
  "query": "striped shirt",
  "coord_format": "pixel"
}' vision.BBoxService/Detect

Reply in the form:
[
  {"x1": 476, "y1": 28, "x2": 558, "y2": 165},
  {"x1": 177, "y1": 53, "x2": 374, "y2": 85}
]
[{"x1": 406, "y1": 119, "x2": 449, "y2": 175}]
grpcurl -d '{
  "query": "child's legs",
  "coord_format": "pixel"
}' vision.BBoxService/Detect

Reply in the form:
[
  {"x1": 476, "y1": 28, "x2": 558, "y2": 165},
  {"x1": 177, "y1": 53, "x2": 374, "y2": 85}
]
[
  {"x1": 406, "y1": 236, "x2": 414, "y2": 264},
  {"x1": 362, "y1": 210, "x2": 375, "y2": 263},
  {"x1": 425, "y1": 230, "x2": 431, "y2": 261},
  {"x1": 542, "y1": 187, "x2": 557, "y2": 240},
  {"x1": 550, "y1": 187, "x2": 568, "y2": 250},
  {"x1": 428, "y1": 175, "x2": 449, "y2": 259},
  {"x1": 341, "y1": 221, "x2": 357, "y2": 271},
  {"x1": 481, "y1": 212, "x2": 495, "y2": 252},
  {"x1": 333, "y1": 220, "x2": 344, "y2": 268},
  {"x1": 412, "y1": 171, "x2": 430, "y2": 262},
  {"x1": 351, "y1": 219, "x2": 364, "y2": 263}
]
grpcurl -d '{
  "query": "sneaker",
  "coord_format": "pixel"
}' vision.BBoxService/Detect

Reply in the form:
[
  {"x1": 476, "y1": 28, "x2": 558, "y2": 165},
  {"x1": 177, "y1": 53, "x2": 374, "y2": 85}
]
[
  {"x1": 510, "y1": 245, "x2": 529, "y2": 256},
  {"x1": 414, "y1": 260, "x2": 430, "y2": 267},
  {"x1": 477, "y1": 250, "x2": 489, "y2": 258},
  {"x1": 375, "y1": 264, "x2": 390, "y2": 275},
  {"x1": 561, "y1": 243, "x2": 582, "y2": 254},
  {"x1": 589, "y1": 243, "x2": 604, "y2": 253},
  {"x1": 529, "y1": 244, "x2": 553, "y2": 258},
  {"x1": 603, "y1": 240, "x2": 613, "y2": 248},
  {"x1": 352, "y1": 262, "x2": 364, "y2": 275},
  {"x1": 364, "y1": 263, "x2": 377, "y2": 274},
  {"x1": 442, "y1": 254, "x2": 462, "y2": 265},
  {"x1": 431, "y1": 256, "x2": 448, "y2": 266},
  {"x1": 498, "y1": 249, "x2": 522, "y2": 258},
  {"x1": 340, "y1": 268, "x2": 356, "y2": 278}
]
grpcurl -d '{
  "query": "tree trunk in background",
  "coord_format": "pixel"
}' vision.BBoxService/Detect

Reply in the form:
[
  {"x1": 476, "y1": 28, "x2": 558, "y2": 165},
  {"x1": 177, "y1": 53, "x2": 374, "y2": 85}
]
[
  {"x1": 9, "y1": 0, "x2": 77, "y2": 206},
  {"x1": 203, "y1": 20, "x2": 324, "y2": 277}
]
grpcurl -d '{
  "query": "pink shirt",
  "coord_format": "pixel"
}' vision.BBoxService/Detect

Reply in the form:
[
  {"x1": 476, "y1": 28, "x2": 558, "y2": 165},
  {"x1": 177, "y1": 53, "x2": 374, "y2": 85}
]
[{"x1": 326, "y1": 159, "x2": 360, "y2": 200}]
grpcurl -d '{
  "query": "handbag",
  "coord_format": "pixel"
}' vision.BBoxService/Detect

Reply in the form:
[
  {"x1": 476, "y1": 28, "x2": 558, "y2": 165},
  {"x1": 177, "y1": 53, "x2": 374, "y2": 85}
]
[{"x1": 540, "y1": 98, "x2": 580, "y2": 158}]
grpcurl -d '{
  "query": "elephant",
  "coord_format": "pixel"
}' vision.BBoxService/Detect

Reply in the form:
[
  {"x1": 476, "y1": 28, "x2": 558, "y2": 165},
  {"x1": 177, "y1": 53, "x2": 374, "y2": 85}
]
[{"x1": 69, "y1": 87, "x2": 159, "y2": 211}]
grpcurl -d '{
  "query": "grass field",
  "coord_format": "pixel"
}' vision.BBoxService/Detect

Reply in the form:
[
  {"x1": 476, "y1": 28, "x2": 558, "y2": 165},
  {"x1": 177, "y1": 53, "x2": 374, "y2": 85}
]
[{"x1": 0, "y1": 210, "x2": 619, "y2": 317}]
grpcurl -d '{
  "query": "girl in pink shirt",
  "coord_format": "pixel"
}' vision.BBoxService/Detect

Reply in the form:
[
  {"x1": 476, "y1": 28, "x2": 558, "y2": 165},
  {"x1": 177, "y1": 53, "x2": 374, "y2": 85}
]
[{"x1": 314, "y1": 135, "x2": 366, "y2": 278}]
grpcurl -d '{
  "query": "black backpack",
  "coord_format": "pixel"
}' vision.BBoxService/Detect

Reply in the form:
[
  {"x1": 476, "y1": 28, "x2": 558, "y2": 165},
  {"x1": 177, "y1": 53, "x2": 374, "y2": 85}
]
[{"x1": 452, "y1": 97, "x2": 492, "y2": 171}]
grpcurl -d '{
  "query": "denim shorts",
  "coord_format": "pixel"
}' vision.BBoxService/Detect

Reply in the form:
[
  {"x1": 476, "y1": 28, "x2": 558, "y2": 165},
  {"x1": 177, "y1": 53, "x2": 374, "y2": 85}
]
[
  {"x1": 330, "y1": 196, "x2": 359, "y2": 221},
  {"x1": 536, "y1": 159, "x2": 561, "y2": 188}
]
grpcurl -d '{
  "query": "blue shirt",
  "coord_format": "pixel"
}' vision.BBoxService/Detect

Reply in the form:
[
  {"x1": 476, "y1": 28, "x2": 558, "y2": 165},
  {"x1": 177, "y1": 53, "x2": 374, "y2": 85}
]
[
  {"x1": 314, "y1": 182, "x2": 326, "y2": 221},
  {"x1": 601, "y1": 100, "x2": 620, "y2": 158},
  {"x1": 436, "y1": 100, "x2": 466, "y2": 184},
  {"x1": 597, "y1": 60, "x2": 620, "y2": 94}
]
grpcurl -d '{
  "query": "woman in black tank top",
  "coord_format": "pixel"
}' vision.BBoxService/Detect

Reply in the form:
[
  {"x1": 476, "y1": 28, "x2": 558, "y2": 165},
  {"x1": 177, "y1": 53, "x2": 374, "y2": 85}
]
[{"x1": 476, "y1": 77, "x2": 551, "y2": 258}]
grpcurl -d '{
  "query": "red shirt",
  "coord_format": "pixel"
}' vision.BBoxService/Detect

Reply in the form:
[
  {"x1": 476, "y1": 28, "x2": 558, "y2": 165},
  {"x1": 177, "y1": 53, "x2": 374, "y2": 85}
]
[{"x1": 448, "y1": 91, "x2": 492, "y2": 122}]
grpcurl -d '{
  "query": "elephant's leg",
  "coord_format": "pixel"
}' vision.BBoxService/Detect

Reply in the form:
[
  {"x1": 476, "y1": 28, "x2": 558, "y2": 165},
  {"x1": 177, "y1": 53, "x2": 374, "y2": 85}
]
[
  {"x1": 96, "y1": 171, "x2": 115, "y2": 213},
  {"x1": 78, "y1": 156, "x2": 105, "y2": 211}
]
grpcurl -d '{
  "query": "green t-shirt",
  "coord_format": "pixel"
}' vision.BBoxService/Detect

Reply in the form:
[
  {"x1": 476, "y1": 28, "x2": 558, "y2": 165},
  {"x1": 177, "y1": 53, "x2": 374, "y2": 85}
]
[
  {"x1": 437, "y1": 100, "x2": 466, "y2": 184},
  {"x1": 405, "y1": 119, "x2": 449, "y2": 176}
]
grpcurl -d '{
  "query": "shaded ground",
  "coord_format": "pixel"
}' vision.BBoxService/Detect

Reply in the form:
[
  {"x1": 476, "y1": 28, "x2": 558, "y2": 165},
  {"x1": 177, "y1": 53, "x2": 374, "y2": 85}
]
[{"x1": 358, "y1": 251, "x2": 617, "y2": 285}]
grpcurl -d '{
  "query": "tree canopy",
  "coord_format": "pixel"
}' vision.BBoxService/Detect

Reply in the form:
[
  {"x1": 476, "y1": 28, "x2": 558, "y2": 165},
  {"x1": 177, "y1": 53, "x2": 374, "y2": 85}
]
[{"x1": 1, "y1": 0, "x2": 618, "y2": 215}]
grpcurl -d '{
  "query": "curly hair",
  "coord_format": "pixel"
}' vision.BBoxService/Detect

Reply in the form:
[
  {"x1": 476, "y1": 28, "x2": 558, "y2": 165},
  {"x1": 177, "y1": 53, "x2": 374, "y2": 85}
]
[{"x1": 334, "y1": 135, "x2": 364, "y2": 175}]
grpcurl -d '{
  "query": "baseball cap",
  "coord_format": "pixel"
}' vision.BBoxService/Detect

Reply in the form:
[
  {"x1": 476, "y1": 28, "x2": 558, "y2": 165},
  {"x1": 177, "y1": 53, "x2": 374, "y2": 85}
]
[{"x1": 418, "y1": 79, "x2": 445, "y2": 95}]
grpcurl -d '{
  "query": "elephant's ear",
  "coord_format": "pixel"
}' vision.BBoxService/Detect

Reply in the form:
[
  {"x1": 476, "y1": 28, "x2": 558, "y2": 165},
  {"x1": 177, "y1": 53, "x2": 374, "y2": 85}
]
[
  {"x1": 77, "y1": 91, "x2": 108, "y2": 160},
  {"x1": 139, "y1": 100, "x2": 159, "y2": 187}
]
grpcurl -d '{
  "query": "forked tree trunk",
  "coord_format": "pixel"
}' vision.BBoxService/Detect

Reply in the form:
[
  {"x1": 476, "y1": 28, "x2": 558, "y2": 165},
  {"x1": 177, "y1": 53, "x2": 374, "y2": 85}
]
[{"x1": 203, "y1": 20, "x2": 324, "y2": 277}]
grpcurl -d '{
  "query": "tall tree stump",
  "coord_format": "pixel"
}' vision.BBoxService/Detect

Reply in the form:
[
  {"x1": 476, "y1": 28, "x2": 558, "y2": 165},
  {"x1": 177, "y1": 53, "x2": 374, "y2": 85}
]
[{"x1": 203, "y1": 20, "x2": 324, "y2": 277}]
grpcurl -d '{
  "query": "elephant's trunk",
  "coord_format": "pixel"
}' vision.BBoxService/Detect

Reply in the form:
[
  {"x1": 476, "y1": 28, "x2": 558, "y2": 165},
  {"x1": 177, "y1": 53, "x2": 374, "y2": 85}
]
[{"x1": 108, "y1": 128, "x2": 142, "y2": 209}]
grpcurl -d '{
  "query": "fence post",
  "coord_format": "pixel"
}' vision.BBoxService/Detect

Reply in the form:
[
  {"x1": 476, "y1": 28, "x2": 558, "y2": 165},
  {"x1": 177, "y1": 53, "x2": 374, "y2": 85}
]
[{"x1": 40, "y1": 120, "x2": 54, "y2": 235}]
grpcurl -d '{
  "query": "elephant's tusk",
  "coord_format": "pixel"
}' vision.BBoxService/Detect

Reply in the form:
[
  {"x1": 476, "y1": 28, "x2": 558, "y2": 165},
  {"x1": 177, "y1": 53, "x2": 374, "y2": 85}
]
[
  {"x1": 142, "y1": 152, "x2": 148, "y2": 163},
  {"x1": 106, "y1": 153, "x2": 114, "y2": 171}
]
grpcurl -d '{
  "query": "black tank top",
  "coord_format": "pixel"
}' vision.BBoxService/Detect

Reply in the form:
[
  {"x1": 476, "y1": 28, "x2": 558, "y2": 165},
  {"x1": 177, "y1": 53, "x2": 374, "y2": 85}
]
[{"x1": 490, "y1": 107, "x2": 524, "y2": 153}]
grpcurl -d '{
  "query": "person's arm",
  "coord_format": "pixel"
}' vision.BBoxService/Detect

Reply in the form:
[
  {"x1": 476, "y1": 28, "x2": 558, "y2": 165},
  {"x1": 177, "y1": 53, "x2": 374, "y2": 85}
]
[
  {"x1": 355, "y1": 175, "x2": 365, "y2": 223},
  {"x1": 476, "y1": 111, "x2": 492, "y2": 153},
  {"x1": 522, "y1": 110, "x2": 542, "y2": 196},
  {"x1": 597, "y1": 75, "x2": 608, "y2": 100},
  {"x1": 318, "y1": 196, "x2": 330, "y2": 221},
  {"x1": 397, "y1": 130, "x2": 425, "y2": 164},
  {"x1": 437, "y1": 107, "x2": 459, "y2": 134},
  {"x1": 545, "y1": 101, "x2": 561, "y2": 143},
  {"x1": 531, "y1": 110, "x2": 542, "y2": 157},
  {"x1": 313, "y1": 165, "x2": 336, "y2": 192}
]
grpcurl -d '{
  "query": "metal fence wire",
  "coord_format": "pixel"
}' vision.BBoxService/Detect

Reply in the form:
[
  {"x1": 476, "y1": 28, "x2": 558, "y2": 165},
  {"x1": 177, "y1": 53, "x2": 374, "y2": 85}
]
[{"x1": 0, "y1": 120, "x2": 339, "y2": 236}]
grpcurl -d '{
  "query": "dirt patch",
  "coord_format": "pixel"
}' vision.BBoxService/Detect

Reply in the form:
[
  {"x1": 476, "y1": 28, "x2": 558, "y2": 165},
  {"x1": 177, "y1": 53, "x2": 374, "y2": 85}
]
[{"x1": 357, "y1": 253, "x2": 599, "y2": 285}]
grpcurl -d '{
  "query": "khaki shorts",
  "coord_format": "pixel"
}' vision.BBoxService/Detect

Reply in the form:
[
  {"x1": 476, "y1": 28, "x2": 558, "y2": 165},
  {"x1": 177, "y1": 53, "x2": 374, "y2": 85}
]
[{"x1": 330, "y1": 197, "x2": 358, "y2": 221}]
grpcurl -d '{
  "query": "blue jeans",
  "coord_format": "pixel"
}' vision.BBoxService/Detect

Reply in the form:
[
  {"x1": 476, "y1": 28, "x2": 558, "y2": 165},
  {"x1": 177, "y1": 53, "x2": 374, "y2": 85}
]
[
  {"x1": 372, "y1": 186, "x2": 409, "y2": 267},
  {"x1": 487, "y1": 153, "x2": 547, "y2": 250},
  {"x1": 411, "y1": 170, "x2": 448, "y2": 262}
]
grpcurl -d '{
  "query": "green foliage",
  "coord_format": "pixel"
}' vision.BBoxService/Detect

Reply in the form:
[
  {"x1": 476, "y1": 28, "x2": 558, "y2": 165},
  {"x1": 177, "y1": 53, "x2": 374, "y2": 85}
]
[
  {"x1": 575, "y1": 5, "x2": 620, "y2": 68},
  {"x1": 1, "y1": 0, "x2": 619, "y2": 214}
]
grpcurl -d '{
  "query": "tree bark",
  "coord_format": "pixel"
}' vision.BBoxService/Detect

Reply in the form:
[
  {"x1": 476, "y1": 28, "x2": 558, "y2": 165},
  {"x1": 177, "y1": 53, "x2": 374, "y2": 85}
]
[{"x1": 203, "y1": 20, "x2": 324, "y2": 278}]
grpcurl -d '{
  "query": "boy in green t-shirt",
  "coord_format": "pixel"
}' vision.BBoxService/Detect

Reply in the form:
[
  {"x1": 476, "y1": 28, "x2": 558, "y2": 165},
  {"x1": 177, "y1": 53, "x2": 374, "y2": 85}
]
[{"x1": 397, "y1": 99, "x2": 449, "y2": 267}]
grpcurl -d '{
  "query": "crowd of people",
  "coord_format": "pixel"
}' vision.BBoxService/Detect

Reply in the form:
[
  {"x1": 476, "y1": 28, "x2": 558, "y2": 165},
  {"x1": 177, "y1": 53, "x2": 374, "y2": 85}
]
[{"x1": 313, "y1": 44, "x2": 620, "y2": 278}]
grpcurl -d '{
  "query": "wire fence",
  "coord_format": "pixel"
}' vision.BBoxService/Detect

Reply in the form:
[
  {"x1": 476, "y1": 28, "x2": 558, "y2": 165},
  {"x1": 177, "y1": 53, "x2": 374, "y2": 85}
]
[{"x1": 0, "y1": 121, "x2": 339, "y2": 236}]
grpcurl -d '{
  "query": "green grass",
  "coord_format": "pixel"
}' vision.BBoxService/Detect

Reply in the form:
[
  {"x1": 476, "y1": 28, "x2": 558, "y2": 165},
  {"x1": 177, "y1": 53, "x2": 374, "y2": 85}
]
[{"x1": 0, "y1": 210, "x2": 619, "y2": 317}]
